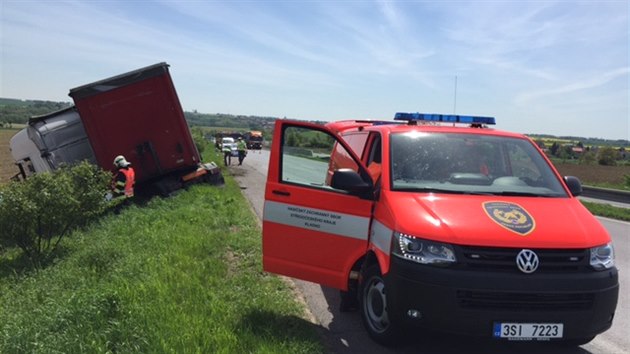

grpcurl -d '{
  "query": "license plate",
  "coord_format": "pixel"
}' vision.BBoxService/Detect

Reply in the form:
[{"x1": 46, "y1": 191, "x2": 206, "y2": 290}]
[{"x1": 493, "y1": 323, "x2": 563, "y2": 340}]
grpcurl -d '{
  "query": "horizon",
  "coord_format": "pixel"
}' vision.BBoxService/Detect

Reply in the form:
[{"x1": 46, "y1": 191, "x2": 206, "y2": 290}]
[
  {"x1": 2, "y1": 96, "x2": 628, "y2": 144},
  {"x1": 1, "y1": 1, "x2": 628, "y2": 140}
]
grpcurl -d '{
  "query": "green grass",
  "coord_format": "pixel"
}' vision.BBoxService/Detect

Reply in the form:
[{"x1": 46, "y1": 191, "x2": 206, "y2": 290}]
[
  {"x1": 581, "y1": 201, "x2": 630, "y2": 222},
  {"x1": 585, "y1": 181, "x2": 630, "y2": 191},
  {"x1": 0, "y1": 179, "x2": 323, "y2": 353}
]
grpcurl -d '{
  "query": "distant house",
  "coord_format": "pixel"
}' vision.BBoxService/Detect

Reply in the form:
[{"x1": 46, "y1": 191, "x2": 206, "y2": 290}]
[{"x1": 571, "y1": 147, "x2": 584, "y2": 154}]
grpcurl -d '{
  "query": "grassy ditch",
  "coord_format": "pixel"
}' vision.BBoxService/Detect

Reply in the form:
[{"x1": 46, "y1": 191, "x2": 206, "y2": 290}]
[{"x1": 0, "y1": 179, "x2": 323, "y2": 353}]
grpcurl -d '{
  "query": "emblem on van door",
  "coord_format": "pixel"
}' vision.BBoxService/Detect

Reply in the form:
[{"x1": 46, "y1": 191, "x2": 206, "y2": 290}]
[
  {"x1": 516, "y1": 249, "x2": 539, "y2": 273},
  {"x1": 483, "y1": 202, "x2": 535, "y2": 236}
]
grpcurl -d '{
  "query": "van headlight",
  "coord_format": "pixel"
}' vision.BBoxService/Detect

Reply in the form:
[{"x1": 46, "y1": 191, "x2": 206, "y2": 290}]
[
  {"x1": 392, "y1": 232, "x2": 456, "y2": 266},
  {"x1": 590, "y1": 243, "x2": 615, "y2": 270}
]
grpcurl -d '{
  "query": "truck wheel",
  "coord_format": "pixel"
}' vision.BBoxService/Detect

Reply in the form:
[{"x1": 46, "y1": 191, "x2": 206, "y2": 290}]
[{"x1": 359, "y1": 264, "x2": 400, "y2": 346}]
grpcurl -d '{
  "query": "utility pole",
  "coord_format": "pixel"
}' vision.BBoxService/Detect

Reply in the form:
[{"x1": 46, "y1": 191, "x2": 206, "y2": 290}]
[{"x1": 453, "y1": 75, "x2": 458, "y2": 114}]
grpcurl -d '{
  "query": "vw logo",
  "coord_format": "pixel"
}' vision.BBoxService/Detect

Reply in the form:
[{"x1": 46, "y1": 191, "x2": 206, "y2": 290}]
[{"x1": 516, "y1": 249, "x2": 539, "y2": 274}]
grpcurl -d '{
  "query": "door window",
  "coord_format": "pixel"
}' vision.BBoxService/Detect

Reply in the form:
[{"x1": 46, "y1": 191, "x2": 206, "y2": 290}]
[
  {"x1": 340, "y1": 131, "x2": 369, "y2": 158},
  {"x1": 365, "y1": 134, "x2": 382, "y2": 183},
  {"x1": 281, "y1": 126, "x2": 358, "y2": 190}
]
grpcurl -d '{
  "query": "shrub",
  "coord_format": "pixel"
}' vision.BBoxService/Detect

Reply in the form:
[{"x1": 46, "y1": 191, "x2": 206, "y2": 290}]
[
  {"x1": 190, "y1": 126, "x2": 206, "y2": 156},
  {"x1": 0, "y1": 161, "x2": 111, "y2": 267},
  {"x1": 579, "y1": 151, "x2": 597, "y2": 165},
  {"x1": 598, "y1": 147, "x2": 618, "y2": 166}
]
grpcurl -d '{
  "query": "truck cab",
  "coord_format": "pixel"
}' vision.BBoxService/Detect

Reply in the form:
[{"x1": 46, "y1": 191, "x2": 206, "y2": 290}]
[
  {"x1": 262, "y1": 113, "x2": 618, "y2": 346},
  {"x1": 9, "y1": 106, "x2": 95, "y2": 181},
  {"x1": 9, "y1": 128, "x2": 47, "y2": 180},
  {"x1": 245, "y1": 131, "x2": 263, "y2": 150}
]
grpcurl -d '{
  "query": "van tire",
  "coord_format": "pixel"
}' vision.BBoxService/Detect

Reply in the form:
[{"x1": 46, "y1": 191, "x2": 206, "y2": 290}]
[{"x1": 359, "y1": 264, "x2": 400, "y2": 346}]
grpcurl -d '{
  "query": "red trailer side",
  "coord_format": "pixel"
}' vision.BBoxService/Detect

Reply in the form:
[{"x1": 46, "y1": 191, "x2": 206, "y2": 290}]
[{"x1": 68, "y1": 62, "x2": 200, "y2": 184}]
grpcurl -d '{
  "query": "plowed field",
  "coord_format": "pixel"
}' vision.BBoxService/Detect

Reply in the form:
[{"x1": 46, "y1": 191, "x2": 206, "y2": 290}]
[
  {"x1": 554, "y1": 163, "x2": 630, "y2": 187},
  {"x1": 0, "y1": 129, "x2": 19, "y2": 184}
]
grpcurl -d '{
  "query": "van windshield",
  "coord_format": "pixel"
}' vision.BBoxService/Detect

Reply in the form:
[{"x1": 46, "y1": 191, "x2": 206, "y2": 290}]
[{"x1": 390, "y1": 132, "x2": 568, "y2": 197}]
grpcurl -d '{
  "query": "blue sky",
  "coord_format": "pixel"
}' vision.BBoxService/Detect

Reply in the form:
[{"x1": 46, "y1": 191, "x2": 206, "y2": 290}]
[{"x1": 1, "y1": 1, "x2": 628, "y2": 140}]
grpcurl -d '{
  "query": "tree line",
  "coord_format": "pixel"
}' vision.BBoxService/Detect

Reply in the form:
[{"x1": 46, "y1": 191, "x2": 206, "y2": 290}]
[
  {"x1": 184, "y1": 111, "x2": 276, "y2": 131},
  {"x1": 0, "y1": 98, "x2": 72, "y2": 125},
  {"x1": 532, "y1": 139, "x2": 628, "y2": 166},
  {"x1": 3, "y1": 97, "x2": 628, "y2": 155}
]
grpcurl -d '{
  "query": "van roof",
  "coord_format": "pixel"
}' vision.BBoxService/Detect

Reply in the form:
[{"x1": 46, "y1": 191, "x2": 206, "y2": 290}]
[{"x1": 325, "y1": 119, "x2": 526, "y2": 140}]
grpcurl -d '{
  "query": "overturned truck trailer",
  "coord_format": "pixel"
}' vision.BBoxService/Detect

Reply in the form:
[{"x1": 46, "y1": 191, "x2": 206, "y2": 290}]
[
  {"x1": 10, "y1": 62, "x2": 222, "y2": 193},
  {"x1": 67, "y1": 62, "x2": 222, "y2": 194}
]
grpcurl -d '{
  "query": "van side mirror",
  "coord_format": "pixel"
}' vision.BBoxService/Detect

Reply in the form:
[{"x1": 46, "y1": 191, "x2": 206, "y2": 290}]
[
  {"x1": 564, "y1": 176, "x2": 582, "y2": 196},
  {"x1": 331, "y1": 168, "x2": 372, "y2": 194}
]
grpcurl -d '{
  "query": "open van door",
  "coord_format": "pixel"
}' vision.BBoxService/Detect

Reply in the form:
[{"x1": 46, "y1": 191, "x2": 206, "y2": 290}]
[{"x1": 262, "y1": 120, "x2": 374, "y2": 290}]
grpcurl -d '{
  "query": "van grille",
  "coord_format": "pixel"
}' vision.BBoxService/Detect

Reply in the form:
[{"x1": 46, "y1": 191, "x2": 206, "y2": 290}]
[
  {"x1": 458, "y1": 246, "x2": 589, "y2": 273},
  {"x1": 457, "y1": 290, "x2": 594, "y2": 310}
]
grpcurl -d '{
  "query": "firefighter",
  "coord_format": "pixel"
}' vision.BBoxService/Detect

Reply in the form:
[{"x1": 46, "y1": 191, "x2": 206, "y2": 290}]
[
  {"x1": 237, "y1": 137, "x2": 247, "y2": 165},
  {"x1": 112, "y1": 155, "x2": 135, "y2": 199},
  {"x1": 222, "y1": 139, "x2": 232, "y2": 166}
]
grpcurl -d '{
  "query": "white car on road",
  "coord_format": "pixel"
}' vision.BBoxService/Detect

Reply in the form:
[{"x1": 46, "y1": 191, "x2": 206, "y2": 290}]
[{"x1": 221, "y1": 137, "x2": 238, "y2": 157}]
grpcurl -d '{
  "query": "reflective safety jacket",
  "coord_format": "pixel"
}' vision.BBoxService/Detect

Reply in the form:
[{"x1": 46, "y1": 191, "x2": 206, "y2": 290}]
[{"x1": 113, "y1": 167, "x2": 135, "y2": 197}]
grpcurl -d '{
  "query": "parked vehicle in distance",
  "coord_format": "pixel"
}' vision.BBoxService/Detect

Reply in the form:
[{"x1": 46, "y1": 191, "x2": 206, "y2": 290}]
[
  {"x1": 244, "y1": 130, "x2": 263, "y2": 149},
  {"x1": 221, "y1": 137, "x2": 238, "y2": 157},
  {"x1": 215, "y1": 132, "x2": 244, "y2": 150},
  {"x1": 262, "y1": 112, "x2": 618, "y2": 347}
]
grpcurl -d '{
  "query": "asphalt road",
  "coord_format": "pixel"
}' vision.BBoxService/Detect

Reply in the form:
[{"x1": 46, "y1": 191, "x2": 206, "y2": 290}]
[{"x1": 231, "y1": 149, "x2": 629, "y2": 354}]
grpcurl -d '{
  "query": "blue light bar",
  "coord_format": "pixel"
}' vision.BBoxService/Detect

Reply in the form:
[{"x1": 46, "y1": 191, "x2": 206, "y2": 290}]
[{"x1": 394, "y1": 112, "x2": 496, "y2": 125}]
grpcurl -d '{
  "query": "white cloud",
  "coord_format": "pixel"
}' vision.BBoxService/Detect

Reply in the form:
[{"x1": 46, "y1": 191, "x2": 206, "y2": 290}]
[{"x1": 515, "y1": 67, "x2": 630, "y2": 104}]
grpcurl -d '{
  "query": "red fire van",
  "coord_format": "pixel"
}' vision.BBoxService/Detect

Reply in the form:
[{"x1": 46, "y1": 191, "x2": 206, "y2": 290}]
[{"x1": 262, "y1": 113, "x2": 618, "y2": 346}]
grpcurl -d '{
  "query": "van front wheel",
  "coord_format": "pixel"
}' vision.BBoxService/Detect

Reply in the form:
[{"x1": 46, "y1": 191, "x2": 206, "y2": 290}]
[{"x1": 359, "y1": 264, "x2": 400, "y2": 346}]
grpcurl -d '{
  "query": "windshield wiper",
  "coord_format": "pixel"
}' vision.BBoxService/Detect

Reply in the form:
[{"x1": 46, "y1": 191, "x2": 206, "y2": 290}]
[
  {"x1": 495, "y1": 191, "x2": 562, "y2": 197},
  {"x1": 394, "y1": 187, "x2": 467, "y2": 194}
]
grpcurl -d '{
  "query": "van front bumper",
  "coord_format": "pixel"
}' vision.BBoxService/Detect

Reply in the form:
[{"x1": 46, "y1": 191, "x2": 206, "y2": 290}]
[{"x1": 386, "y1": 256, "x2": 619, "y2": 340}]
